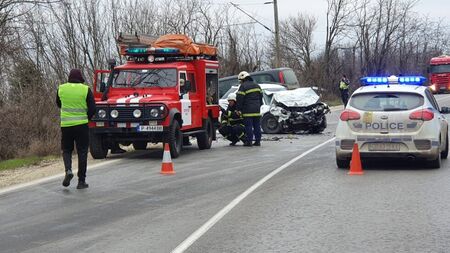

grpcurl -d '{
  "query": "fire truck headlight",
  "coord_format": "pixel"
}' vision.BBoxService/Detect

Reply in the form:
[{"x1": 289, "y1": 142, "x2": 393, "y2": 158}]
[
  {"x1": 97, "y1": 109, "x2": 107, "y2": 118},
  {"x1": 110, "y1": 109, "x2": 119, "y2": 118},
  {"x1": 133, "y1": 109, "x2": 142, "y2": 118},
  {"x1": 150, "y1": 108, "x2": 159, "y2": 118}
]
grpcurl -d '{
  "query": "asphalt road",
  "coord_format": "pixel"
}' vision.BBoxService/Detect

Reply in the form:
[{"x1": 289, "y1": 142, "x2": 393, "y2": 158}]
[{"x1": 1, "y1": 95, "x2": 450, "y2": 253}]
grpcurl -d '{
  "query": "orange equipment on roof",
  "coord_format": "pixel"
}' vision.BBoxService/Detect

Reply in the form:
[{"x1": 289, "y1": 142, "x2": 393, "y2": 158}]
[{"x1": 117, "y1": 33, "x2": 217, "y2": 57}]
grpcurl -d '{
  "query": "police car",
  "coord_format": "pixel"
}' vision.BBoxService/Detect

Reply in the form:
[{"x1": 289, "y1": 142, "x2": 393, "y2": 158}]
[{"x1": 335, "y1": 75, "x2": 450, "y2": 168}]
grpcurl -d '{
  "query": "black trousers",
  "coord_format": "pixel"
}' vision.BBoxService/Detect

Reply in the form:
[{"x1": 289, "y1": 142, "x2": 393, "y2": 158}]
[
  {"x1": 340, "y1": 89, "x2": 349, "y2": 107},
  {"x1": 219, "y1": 125, "x2": 246, "y2": 143},
  {"x1": 61, "y1": 124, "x2": 89, "y2": 181}
]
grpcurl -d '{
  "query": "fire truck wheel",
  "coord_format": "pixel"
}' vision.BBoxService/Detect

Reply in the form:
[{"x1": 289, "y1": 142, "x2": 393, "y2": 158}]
[
  {"x1": 132, "y1": 141, "x2": 148, "y2": 150},
  {"x1": 167, "y1": 120, "x2": 182, "y2": 158},
  {"x1": 197, "y1": 118, "x2": 213, "y2": 150},
  {"x1": 89, "y1": 133, "x2": 108, "y2": 159}
]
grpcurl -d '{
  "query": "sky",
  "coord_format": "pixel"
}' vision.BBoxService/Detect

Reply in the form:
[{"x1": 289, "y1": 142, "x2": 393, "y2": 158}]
[{"x1": 213, "y1": 0, "x2": 450, "y2": 47}]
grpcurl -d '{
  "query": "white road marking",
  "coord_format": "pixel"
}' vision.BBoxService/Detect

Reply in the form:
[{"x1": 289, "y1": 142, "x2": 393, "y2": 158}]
[
  {"x1": 0, "y1": 158, "x2": 123, "y2": 195},
  {"x1": 171, "y1": 137, "x2": 336, "y2": 253}
]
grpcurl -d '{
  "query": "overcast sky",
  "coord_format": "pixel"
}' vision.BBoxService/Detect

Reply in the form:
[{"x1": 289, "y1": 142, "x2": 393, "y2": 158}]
[{"x1": 214, "y1": 0, "x2": 450, "y2": 46}]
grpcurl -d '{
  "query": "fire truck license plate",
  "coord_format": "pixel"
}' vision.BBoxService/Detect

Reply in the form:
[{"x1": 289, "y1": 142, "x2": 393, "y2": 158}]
[
  {"x1": 138, "y1": 125, "x2": 163, "y2": 132},
  {"x1": 368, "y1": 143, "x2": 401, "y2": 151}
]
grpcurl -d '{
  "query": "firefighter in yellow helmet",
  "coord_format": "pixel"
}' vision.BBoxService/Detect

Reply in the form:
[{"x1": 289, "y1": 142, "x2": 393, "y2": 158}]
[{"x1": 56, "y1": 69, "x2": 96, "y2": 189}]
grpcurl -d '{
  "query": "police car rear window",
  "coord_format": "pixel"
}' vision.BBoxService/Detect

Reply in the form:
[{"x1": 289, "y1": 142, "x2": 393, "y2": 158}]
[{"x1": 350, "y1": 92, "x2": 424, "y2": 111}]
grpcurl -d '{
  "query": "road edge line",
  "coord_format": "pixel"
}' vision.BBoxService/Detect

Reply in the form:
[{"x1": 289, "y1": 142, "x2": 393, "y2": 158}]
[
  {"x1": 171, "y1": 137, "x2": 336, "y2": 253},
  {"x1": 0, "y1": 158, "x2": 122, "y2": 195}
]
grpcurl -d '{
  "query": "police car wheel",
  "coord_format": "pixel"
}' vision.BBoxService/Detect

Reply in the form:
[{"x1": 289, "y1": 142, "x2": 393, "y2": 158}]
[
  {"x1": 336, "y1": 158, "x2": 350, "y2": 169},
  {"x1": 428, "y1": 153, "x2": 441, "y2": 169},
  {"x1": 441, "y1": 133, "x2": 449, "y2": 159}
]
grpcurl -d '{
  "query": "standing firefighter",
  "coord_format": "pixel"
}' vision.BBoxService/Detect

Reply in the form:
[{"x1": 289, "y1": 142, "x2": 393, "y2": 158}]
[
  {"x1": 236, "y1": 71, "x2": 263, "y2": 147},
  {"x1": 339, "y1": 74, "x2": 350, "y2": 107},
  {"x1": 56, "y1": 69, "x2": 96, "y2": 189},
  {"x1": 219, "y1": 93, "x2": 246, "y2": 146}
]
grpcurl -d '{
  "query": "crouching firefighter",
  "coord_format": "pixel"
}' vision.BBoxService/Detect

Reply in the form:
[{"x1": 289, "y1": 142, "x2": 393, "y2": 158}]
[{"x1": 219, "y1": 93, "x2": 246, "y2": 146}]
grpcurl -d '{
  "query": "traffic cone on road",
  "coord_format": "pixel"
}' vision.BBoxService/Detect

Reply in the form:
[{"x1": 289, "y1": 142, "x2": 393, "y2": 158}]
[
  {"x1": 348, "y1": 143, "x2": 364, "y2": 175},
  {"x1": 161, "y1": 143, "x2": 175, "y2": 175}
]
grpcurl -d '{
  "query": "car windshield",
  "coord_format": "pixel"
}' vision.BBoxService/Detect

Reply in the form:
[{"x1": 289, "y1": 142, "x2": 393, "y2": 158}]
[
  {"x1": 221, "y1": 86, "x2": 238, "y2": 99},
  {"x1": 430, "y1": 64, "x2": 450, "y2": 74},
  {"x1": 112, "y1": 69, "x2": 177, "y2": 88},
  {"x1": 221, "y1": 86, "x2": 286, "y2": 100},
  {"x1": 350, "y1": 92, "x2": 424, "y2": 111}
]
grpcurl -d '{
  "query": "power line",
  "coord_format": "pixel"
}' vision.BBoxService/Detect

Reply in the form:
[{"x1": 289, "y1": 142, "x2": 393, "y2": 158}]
[{"x1": 229, "y1": 2, "x2": 272, "y2": 32}]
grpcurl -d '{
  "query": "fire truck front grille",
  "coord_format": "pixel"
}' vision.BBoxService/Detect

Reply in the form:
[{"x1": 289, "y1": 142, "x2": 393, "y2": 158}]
[
  {"x1": 435, "y1": 76, "x2": 449, "y2": 85},
  {"x1": 113, "y1": 107, "x2": 144, "y2": 121}
]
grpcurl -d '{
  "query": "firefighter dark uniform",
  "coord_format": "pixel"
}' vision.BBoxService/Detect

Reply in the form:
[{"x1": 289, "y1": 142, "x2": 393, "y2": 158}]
[
  {"x1": 236, "y1": 71, "x2": 263, "y2": 147},
  {"x1": 56, "y1": 69, "x2": 96, "y2": 189},
  {"x1": 219, "y1": 95, "x2": 246, "y2": 145},
  {"x1": 339, "y1": 75, "x2": 350, "y2": 107}
]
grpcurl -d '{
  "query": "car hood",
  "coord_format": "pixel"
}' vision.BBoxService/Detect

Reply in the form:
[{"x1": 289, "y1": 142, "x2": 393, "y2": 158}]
[{"x1": 273, "y1": 88, "x2": 319, "y2": 107}]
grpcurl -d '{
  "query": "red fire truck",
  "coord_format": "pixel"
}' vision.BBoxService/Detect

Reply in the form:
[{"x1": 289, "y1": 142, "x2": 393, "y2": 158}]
[
  {"x1": 428, "y1": 55, "x2": 450, "y2": 94},
  {"x1": 89, "y1": 34, "x2": 220, "y2": 158}
]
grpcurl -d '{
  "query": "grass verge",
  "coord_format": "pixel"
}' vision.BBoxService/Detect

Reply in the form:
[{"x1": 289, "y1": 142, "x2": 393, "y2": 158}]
[{"x1": 0, "y1": 156, "x2": 58, "y2": 172}]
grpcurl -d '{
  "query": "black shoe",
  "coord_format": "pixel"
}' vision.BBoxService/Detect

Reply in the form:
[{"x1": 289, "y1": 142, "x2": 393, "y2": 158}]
[
  {"x1": 62, "y1": 171, "x2": 73, "y2": 187},
  {"x1": 111, "y1": 148, "x2": 126, "y2": 154},
  {"x1": 77, "y1": 181, "x2": 89, "y2": 189},
  {"x1": 253, "y1": 141, "x2": 261, "y2": 146},
  {"x1": 243, "y1": 142, "x2": 253, "y2": 147},
  {"x1": 229, "y1": 141, "x2": 238, "y2": 146}
]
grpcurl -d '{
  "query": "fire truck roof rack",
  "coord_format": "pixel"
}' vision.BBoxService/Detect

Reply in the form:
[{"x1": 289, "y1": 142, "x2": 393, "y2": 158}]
[{"x1": 118, "y1": 33, "x2": 217, "y2": 60}]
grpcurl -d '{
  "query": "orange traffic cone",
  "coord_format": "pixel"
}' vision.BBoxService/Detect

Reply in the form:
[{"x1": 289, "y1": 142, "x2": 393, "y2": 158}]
[
  {"x1": 161, "y1": 143, "x2": 175, "y2": 175},
  {"x1": 348, "y1": 143, "x2": 364, "y2": 175}
]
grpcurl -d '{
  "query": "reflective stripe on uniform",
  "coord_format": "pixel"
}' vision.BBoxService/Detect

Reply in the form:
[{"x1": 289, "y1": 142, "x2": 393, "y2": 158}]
[
  {"x1": 61, "y1": 116, "x2": 88, "y2": 121},
  {"x1": 245, "y1": 88, "x2": 262, "y2": 94},
  {"x1": 61, "y1": 108, "x2": 87, "y2": 113},
  {"x1": 243, "y1": 113, "x2": 260, "y2": 117},
  {"x1": 237, "y1": 91, "x2": 245, "y2": 95}
]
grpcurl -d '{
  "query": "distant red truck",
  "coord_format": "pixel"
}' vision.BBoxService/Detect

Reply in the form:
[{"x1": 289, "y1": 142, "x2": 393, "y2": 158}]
[
  {"x1": 428, "y1": 55, "x2": 450, "y2": 94},
  {"x1": 89, "y1": 34, "x2": 220, "y2": 158}
]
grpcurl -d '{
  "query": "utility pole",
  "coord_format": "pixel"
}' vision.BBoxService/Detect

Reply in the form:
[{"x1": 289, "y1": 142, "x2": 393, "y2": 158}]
[
  {"x1": 274, "y1": 0, "x2": 280, "y2": 68},
  {"x1": 265, "y1": 1, "x2": 281, "y2": 68}
]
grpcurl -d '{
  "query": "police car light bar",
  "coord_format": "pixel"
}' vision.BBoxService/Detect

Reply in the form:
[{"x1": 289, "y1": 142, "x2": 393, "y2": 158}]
[
  {"x1": 126, "y1": 47, "x2": 180, "y2": 55},
  {"x1": 360, "y1": 75, "x2": 427, "y2": 86}
]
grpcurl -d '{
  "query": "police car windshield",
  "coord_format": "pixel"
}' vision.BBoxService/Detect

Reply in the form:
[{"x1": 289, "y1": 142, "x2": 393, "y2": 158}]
[
  {"x1": 112, "y1": 68, "x2": 177, "y2": 88},
  {"x1": 350, "y1": 92, "x2": 424, "y2": 112}
]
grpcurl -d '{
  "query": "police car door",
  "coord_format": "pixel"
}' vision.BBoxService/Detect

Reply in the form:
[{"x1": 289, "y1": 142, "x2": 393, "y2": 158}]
[{"x1": 179, "y1": 71, "x2": 192, "y2": 128}]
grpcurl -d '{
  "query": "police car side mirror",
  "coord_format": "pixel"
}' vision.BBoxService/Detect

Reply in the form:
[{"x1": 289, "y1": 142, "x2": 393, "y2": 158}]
[{"x1": 440, "y1": 107, "x2": 450, "y2": 114}]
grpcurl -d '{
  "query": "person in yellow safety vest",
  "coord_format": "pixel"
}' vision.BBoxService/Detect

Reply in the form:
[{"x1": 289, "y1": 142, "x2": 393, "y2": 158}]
[
  {"x1": 236, "y1": 71, "x2": 263, "y2": 147},
  {"x1": 219, "y1": 93, "x2": 246, "y2": 146},
  {"x1": 339, "y1": 74, "x2": 350, "y2": 107},
  {"x1": 56, "y1": 69, "x2": 96, "y2": 189}
]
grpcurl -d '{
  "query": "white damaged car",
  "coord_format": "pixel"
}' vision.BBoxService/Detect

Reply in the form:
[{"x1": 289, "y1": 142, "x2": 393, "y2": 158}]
[{"x1": 261, "y1": 87, "x2": 330, "y2": 134}]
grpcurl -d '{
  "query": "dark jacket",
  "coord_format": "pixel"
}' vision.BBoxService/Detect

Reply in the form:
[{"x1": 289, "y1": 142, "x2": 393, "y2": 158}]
[
  {"x1": 221, "y1": 103, "x2": 243, "y2": 126},
  {"x1": 236, "y1": 80, "x2": 263, "y2": 117}
]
